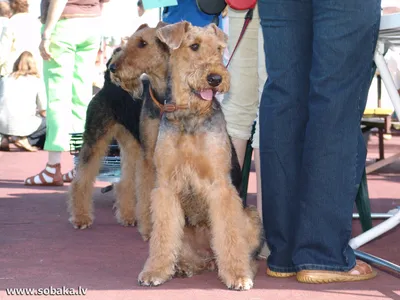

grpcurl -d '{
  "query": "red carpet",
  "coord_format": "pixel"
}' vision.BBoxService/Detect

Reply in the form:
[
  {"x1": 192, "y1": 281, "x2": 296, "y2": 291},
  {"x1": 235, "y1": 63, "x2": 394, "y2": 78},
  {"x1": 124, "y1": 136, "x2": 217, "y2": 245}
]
[{"x1": 0, "y1": 134, "x2": 399, "y2": 299}]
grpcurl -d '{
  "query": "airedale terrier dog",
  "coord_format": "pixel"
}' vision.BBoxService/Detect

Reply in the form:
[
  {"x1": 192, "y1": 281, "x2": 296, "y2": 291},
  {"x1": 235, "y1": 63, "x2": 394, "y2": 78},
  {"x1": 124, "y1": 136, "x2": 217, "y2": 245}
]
[
  {"x1": 135, "y1": 56, "x2": 242, "y2": 242},
  {"x1": 138, "y1": 21, "x2": 263, "y2": 291},
  {"x1": 134, "y1": 70, "x2": 243, "y2": 242},
  {"x1": 68, "y1": 22, "x2": 169, "y2": 229}
]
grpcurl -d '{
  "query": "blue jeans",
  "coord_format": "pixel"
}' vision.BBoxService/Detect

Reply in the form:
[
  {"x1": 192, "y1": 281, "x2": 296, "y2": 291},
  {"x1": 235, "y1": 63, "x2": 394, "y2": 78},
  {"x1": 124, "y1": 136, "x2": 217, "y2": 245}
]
[{"x1": 258, "y1": 0, "x2": 381, "y2": 272}]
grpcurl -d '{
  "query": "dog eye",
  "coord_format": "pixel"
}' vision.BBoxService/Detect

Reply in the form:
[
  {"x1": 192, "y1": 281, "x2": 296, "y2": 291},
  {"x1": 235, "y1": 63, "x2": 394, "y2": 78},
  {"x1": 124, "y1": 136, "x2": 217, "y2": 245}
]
[
  {"x1": 138, "y1": 39, "x2": 147, "y2": 48},
  {"x1": 190, "y1": 43, "x2": 200, "y2": 51}
]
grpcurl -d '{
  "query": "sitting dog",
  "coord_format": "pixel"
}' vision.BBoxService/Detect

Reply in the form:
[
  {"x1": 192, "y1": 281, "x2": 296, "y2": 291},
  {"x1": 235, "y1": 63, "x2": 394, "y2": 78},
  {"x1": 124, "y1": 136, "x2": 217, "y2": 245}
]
[
  {"x1": 131, "y1": 43, "x2": 242, "y2": 243},
  {"x1": 68, "y1": 22, "x2": 169, "y2": 229},
  {"x1": 137, "y1": 21, "x2": 263, "y2": 291}
]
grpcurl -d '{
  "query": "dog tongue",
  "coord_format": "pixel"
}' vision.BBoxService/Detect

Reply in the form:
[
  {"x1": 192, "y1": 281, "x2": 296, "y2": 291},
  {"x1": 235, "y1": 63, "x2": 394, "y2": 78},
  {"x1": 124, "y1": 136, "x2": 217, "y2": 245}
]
[{"x1": 200, "y1": 89, "x2": 213, "y2": 101}]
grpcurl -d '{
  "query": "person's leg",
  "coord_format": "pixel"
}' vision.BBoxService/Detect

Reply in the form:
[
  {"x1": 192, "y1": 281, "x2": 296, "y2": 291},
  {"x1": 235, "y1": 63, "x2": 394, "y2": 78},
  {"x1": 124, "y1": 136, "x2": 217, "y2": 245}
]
[
  {"x1": 221, "y1": 6, "x2": 260, "y2": 168},
  {"x1": 65, "y1": 18, "x2": 101, "y2": 182},
  {"x1": 27, "y1": 117, "x2": 46, "y2": 149},
  {"x1": 258, "y1": 0, "x2": 312, "y2": 274},
  {"x1": 43, "y1": 23, "x2": 75, "y2": 154},
  {"x1": 253, "y1": 26, "x2": 267, "y2": 220},
  {"x1": 294, "y1": 0, "x2": 381, "y2": 281},
  {"x1": 71, "y1": 23, "x2": 100, "y2": 135},
  {"x1": 253, "y1": 26, "x2": 270, "y2": 259},
  {"x1": 24, "y1": 19, "x2": 75, "y2": 186}
]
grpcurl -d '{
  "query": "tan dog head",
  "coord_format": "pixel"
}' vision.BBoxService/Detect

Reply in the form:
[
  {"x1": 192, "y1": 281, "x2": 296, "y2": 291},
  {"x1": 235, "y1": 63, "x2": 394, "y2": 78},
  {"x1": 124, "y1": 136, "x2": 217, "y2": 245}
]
[
  {"x1": 109, "y1": 21, "x2": 170, "y2": 98},
  {"x1": 156, "y1": 21, "x2": 230, "y2": 107}
]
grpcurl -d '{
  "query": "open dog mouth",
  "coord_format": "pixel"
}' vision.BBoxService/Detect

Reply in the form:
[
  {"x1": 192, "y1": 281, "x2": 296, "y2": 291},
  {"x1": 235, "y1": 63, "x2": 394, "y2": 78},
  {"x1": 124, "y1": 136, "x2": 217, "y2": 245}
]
[{"x1": 191, "y1": 89, "x2": 216, "y2": 101}]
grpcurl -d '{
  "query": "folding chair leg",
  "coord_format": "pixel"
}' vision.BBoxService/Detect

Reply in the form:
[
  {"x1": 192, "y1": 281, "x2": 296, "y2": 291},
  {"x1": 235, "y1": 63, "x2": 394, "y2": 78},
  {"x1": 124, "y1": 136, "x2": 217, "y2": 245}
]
[
  {"x1": 355, "y1": 169, "x2": 373, "y2": 232},
  {"x1": 378, "y1": 128, "x2": 385, "y2": 160},
  {"x1": 374, "y1": 48, "x2": 400, "y2": 121},
  {"x1": 355, "y1": 250, "x2": 400, "y2": 273}
]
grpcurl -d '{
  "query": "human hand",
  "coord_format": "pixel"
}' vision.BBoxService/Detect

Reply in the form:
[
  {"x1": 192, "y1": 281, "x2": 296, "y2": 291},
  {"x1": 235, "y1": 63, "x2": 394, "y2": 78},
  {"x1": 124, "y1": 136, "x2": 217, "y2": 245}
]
[
  {"x1": 39, "y1": 110, "x2": 46, "y2": 118},
  {"x1": 39, "y1": 39, "x2": 52, "y2": 61}
]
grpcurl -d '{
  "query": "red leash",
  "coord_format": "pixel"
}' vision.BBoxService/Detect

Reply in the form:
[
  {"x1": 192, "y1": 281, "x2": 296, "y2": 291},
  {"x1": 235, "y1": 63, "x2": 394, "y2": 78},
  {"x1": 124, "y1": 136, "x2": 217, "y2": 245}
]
[{"x1": 226, "y1": 8, "x2": 254, "y2": 68}]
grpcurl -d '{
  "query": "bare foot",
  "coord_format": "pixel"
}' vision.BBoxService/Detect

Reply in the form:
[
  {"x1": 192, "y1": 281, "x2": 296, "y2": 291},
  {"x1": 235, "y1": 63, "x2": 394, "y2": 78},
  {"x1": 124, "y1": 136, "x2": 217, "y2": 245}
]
[{"x1": 14, "y1": 137, "x2": 37, "y2": 152}]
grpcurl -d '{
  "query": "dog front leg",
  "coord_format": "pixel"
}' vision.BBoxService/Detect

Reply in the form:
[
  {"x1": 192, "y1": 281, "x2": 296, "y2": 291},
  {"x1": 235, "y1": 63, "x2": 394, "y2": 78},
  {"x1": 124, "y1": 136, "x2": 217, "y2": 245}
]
[
  {"x1": 138, "y1": 185, "x2": 185, "y2": 286},
  {"x1": 243, "y1": 205, "x2": 264, "y2": 276},
  {"x1": 114, "y1": 125, "x2": 140, "y2": 226},
  {"x1": 207, "y1": 183, "x2": 254, "y2": 291},
  {"x1": 69, "y1": 125, "x2": 115, "y2": 229},
  {"x1": 135, "y1": 153, "x2": 154, "y2": 241}
]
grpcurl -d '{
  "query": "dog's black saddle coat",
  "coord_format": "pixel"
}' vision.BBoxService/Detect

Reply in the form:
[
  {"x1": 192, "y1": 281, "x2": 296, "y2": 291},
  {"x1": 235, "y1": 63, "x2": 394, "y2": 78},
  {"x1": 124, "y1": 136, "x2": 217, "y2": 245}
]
[{"x1": 83, "y1": 57, "x2": 143, "y2": 151}]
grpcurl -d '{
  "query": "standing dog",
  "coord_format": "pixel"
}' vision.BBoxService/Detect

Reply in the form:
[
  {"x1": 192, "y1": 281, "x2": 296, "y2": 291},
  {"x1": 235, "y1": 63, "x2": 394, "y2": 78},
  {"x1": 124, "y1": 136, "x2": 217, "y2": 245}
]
[
  {"x1": 138, "y1": 22, "x2": 263, "y2": 291},
  {"x1": 68, "y1": 22, "x2": 169, "y2": 229}
]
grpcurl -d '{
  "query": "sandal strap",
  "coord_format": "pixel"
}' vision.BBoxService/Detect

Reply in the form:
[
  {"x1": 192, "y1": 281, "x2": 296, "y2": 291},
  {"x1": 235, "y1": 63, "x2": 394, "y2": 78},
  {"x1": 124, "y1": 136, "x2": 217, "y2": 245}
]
[
  {"x1": 62, "y1": 169, "x2": 75, "y2": 182},
  {"x1": 38, "y1": 171, "x2": 47, "y2": 184},
  {"x1": 25, "y1": 175, "x2": 36, "y2": 184},
  {"x1": 46, "y1": 163, "x2": 61, "y2": 168},
  {"x1": 42, "y1": 168, "x2": 57, "y2": 180}
]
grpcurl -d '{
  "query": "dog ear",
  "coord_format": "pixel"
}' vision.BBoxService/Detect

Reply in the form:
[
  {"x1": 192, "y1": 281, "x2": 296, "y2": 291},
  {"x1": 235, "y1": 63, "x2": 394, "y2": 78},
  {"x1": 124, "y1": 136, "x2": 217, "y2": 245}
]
[
  {"x1": 207, "y1": 23, "x2": 228, "y2": 44},
  {"x1": 156, "y1": 21, "x2": 169, "y2": 29},
  {"x1": 156, "y1": 21, "x2": 190, "y2": 50},
  {"x1": 135, "y1": 23, "x2": 149, "y2": 33}
]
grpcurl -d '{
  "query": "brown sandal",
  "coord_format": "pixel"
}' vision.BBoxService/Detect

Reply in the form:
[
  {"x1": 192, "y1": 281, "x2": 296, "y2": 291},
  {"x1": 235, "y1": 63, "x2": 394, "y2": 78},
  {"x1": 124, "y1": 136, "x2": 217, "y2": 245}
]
[
  {"x1": 296, "y1": 260, "x2": 377, "y2": 284},
  {"x1": 266, "y1": 268, "x2": 296, "y2": 278},
  {"x1": 14, "y1": 137, "x2": 38, "y2": 152},
  {"x1": 24, "y1": 163, "x2": 64, "y2": 186},
  {"x1": 62, "y1": 169, "x2": 76, "y2": 183}
]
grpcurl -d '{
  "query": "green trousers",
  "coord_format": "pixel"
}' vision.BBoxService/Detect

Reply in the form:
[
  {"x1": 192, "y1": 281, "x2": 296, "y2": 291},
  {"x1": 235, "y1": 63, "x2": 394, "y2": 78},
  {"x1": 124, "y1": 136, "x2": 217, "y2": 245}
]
[{"x1": 43, "y1": 17, "x2": 100, "y2": 151}]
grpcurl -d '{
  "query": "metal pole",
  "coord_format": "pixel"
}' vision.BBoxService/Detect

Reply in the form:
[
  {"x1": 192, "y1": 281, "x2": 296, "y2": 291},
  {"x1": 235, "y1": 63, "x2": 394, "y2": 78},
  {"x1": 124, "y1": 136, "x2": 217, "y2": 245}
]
[
  {"x1": 353, "y1": 213, "x2": 396, "y2": 219},
  {"x1": 355, "y1": 250, "x2": 400, "y2": 273}
]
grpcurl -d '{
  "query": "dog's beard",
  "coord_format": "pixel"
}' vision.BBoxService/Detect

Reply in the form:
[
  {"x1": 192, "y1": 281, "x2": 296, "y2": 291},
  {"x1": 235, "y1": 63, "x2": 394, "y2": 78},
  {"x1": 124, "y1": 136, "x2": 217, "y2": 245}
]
[
  {"x1": 186, "y1": 69, "x2": 230, "y2": 99},
  {"x1": 118, "y1": 78, "x2": 143, "y2": 99}
]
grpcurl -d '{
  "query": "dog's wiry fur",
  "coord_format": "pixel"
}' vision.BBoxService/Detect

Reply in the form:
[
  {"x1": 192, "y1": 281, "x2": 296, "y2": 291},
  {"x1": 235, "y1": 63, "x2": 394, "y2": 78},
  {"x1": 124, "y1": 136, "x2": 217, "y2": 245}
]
[
  {"x1": 110, "y1": 23, "x2": 169, "y2": 99},
  {"x1": 134, "y1": 85, "x2": 164, "y2": 241},
  {"x1": 68, "y1": 22, "x2": 169, "y2": 229},
  {"x1": 137, "y1": 22, "x2": 263, "y2": 291},
  {"x1": 133, "y1": 34, "x2": 241, "y2": 242},
  {"x1": 113, "y1": 22, "x2": 227, "y2": 276}
]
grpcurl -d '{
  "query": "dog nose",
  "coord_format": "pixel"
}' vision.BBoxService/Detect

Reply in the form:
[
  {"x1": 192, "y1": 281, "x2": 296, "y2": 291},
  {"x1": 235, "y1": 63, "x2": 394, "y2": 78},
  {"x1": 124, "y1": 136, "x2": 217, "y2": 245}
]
[
  {"x1": 207, "y1": 73, "x2": 222, "y2": 87},
  {"x1": 109, "y1": 63, "x2": 117, "y2": 73}
]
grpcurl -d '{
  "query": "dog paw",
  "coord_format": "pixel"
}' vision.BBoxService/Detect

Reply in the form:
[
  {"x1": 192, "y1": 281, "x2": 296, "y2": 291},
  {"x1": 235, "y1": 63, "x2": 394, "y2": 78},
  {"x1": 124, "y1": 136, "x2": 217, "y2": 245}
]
[
  {"x1": 138, "y1": 270, "x2": 172, "y2": 287},
  {"x1": 138, "y1": 227, "x2": 151, "y2": 242},
  {"x1": 206, "y1": 259, "x2": 217, "y2": 272},
  {"x1": 69, "y1": 215, "x2": 93, "y2": 229},
  {"x1": 140, "y1": 233, "x2": 150, "y2": 242},
  {"x1": 223, "y1": 275, "x2": 253, "y2": 291},
  {"x1": 175, "y1": 265, "x2": 194, "y2": 278},
  {"x1": 244, "y1": 205, "x2": 258, "y2": 215},
  {"x1": 115, "y1": 209, "x2": 136, "y2": 227}
]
